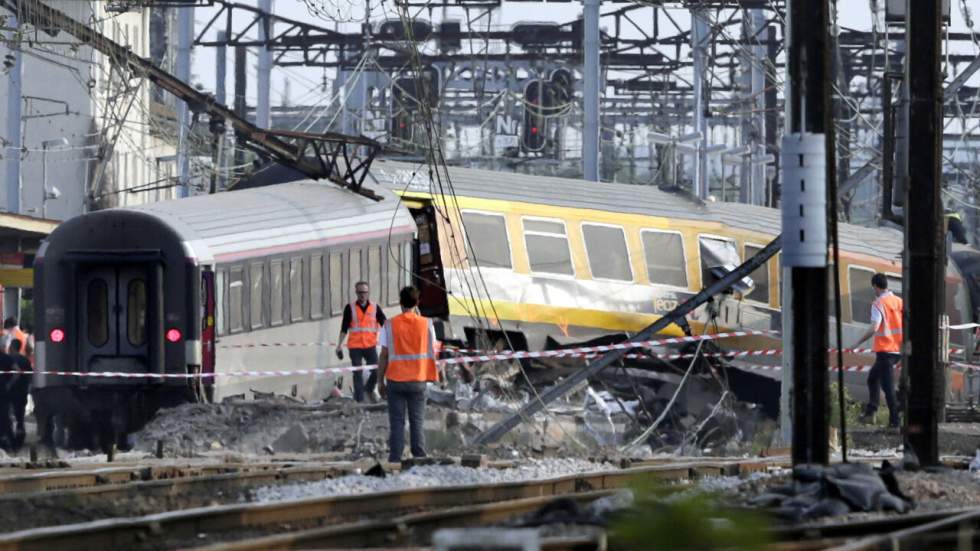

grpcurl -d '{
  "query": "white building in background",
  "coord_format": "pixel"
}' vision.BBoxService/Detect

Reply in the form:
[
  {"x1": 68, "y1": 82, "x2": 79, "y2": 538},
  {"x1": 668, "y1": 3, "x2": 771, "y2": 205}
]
[{"x1": 0, "y1": 1, "x2": 179, "y2": 223}]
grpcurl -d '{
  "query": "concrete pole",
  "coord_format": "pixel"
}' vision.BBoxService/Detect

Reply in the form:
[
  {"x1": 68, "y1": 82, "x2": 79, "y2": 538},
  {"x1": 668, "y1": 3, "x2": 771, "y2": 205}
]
[
  {"x1": 5, "y1": 14, "x2": 22, "y2": 214},
  {"x1": 691, "y1": 10, "x2": 710, "y2": 200},
  {"x1": 175, "y1": 5, "x2": 194, "y2": 198},
  {"x1": 216, "y1": 31, "x2": 227, "y2": 106},
  {"x1": 582, "y1": 0, "x2": 600, "y2": 182},
  {"x1": 256, "y1": 0, "x2": 273, "y2": 129},
  {"x1": 750, "y1": 9, "x2": 767, "y2": 205},
  {"x1": 905, "y1": 0, "x2": 945, "y2": 467}
]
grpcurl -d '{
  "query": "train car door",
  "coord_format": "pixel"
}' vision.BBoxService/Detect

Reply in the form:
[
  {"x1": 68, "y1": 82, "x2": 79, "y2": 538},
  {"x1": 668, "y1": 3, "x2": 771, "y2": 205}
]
[
  {"x1": 78, "y1": 265, "x2": 151, "y2": 373},
  {"x1": 200, "y1": 269, "x2": 216, "y2": 401},
  {"x1": 410, "y1": 205, "x2": 450, "y2": 318}
]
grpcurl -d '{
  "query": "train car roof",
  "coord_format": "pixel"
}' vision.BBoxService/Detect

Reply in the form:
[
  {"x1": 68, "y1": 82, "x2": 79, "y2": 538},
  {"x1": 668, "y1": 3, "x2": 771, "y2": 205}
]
[
  {"x1": 127, "y1": 180, "x2": 415, "y2": 263},
  {"x1": 369, "y1": 159, "x2": 903, "y2": 262}
]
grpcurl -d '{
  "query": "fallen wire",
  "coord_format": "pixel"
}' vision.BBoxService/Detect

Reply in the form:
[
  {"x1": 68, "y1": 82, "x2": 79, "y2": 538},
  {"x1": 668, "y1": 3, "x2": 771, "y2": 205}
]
[{"x1": 622, "y1": 339, "x2": 705, "y2": 452}]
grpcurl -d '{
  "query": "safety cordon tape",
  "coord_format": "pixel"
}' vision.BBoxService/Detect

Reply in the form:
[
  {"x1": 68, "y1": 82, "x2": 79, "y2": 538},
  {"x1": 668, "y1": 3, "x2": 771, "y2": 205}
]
[{"x1": 22, "y1": 326, "x2": 978, "y2": 379}]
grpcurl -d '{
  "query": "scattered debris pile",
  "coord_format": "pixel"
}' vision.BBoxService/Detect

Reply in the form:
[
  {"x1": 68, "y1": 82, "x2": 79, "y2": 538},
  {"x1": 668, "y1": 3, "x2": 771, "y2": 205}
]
[
  {"x1": 132, "y1": 397, "x2": 393, "y2": 457},
  {"x1": 749, "y1": 462, "x2": 912, "y2": 521}
]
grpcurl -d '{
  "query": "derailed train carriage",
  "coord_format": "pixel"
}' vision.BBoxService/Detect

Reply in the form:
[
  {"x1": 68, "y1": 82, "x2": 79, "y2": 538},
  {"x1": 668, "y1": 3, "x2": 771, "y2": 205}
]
[
  {"x1": 33, "y1": 160, "x2": 980, "y2": 447},
  {"x1": 34, "y1": 182, "x2": 416, "y2": 447}
]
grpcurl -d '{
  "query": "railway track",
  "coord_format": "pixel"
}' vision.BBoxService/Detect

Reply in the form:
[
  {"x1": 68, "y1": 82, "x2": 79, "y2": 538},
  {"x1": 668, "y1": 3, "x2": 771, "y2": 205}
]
[{"x1": 0, "y1": 458, "x2": 775, "y2": 551}]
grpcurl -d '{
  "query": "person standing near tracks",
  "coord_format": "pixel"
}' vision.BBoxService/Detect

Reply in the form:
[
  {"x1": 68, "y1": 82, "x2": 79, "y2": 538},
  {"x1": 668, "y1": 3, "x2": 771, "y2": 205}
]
[
  {"x1": 377, "y1": 287, "x2": 439, "y2": 463},
  {"x1": 6, "y1": 340, "x2": 30, "y2": 448},
  {"x1": 335, "y1": 281, "x2": 387, "y2": 403},
  {"x1": 852, "y1": 273, "x2": 903, "y2": 428}
]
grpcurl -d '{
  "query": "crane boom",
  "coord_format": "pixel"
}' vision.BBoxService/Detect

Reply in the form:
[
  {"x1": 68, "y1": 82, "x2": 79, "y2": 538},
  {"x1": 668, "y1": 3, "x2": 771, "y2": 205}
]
[{"x1": 2, "y1": 0, "x2": 382, "y2": 198}]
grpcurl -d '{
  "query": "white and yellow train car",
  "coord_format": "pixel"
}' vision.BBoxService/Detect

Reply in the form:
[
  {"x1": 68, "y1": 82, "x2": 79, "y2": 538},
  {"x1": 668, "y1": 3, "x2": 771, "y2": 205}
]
[{"x1": 369, "y1": 160, "x2": 974, "y2": 398}]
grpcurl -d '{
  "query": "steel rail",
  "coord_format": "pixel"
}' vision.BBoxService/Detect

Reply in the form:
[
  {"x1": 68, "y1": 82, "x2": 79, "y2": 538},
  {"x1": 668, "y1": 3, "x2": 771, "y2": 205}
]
[
  {"x1": 189, "y1": 490, "x2": 616, "y2": 550},
  {"x1": 0, "y1": 459, "x2": 772, "y2": 551}
]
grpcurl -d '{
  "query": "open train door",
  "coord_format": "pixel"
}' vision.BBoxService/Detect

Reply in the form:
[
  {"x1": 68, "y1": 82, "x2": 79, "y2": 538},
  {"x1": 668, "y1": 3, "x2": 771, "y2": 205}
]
[{"x1": 409, "y1": 204, "x2": 450, "y2": 318}]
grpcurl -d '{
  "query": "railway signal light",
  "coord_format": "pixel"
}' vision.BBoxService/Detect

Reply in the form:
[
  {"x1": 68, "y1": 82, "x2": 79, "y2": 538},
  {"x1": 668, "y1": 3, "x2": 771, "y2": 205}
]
[
  {"x1": 50, "y1": 328, "x2": 65, "y2": 343},
  {"x1": 522, "y1": 80, "x2": 547, "y2": 152},
  {"x1": 166, "y1": 328, "x2": 182, "y2": 343}
]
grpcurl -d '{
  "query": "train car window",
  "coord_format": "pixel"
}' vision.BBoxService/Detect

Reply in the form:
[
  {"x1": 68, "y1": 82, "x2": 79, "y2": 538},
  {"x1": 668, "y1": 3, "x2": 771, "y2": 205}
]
[
  {"x1": 386, "y1": 242, "x2": 401, "y2": 306},
  {"x1": 216, "y1": 269, "x2": 226, "y2": 336},
  {"x1": 311, "y1": 254, "x2": 324, "y2": 319},
  {"x1": 127, "y1": 279, "x2": 147, "y2": 346},
  {"x1": 582, "y1": 223, "x2": 632, "y2": 281},
  {"x1": 523, "y1": 218, "x2": 574, "y2": 276},
  {"x1": 461, "y1": 212, "x2": 512, "y2": 269},
  {"x1": 403, "y1": 242, "x2": 413, "y2": 288},
  {"x1": 368, "y1": 247, "x2": 382, "y2": 305},
  {"x1": 87, "y1": 279, "x2": 109, "y2": 347},
  {"x1": 848, "y1": 266, "x2": 876, "y2": 324},
  {"x1": 886, "y1": 274, "x2": 903, "y2": 298},
  {"x1": 329, "y1": 253, "x2": 344, "y2": 315},
  {"x1": 641, "y1": 230, "x2": 687, "y2": 288},
  {"x1": 229, "y1": 268, "x2": 244, "y2": 333},
  {"x1": 290, "y1": 257, "x2": 303, "y2": 322},
  {"x1": 270, "y1": 260, "x2": 284, "y2": 326},
  {"x1": 250, "y1": 263, "x2": 264, "y2": 330},
  {"x1": 745, "y1": 244, "x2": 770, "y2": 304},
  {"x1": 699, "y1": 236, "x2": 749, "y2": 291},
  {"x1": 350, "y1": 249, "x2": 362, "y2": 298}
]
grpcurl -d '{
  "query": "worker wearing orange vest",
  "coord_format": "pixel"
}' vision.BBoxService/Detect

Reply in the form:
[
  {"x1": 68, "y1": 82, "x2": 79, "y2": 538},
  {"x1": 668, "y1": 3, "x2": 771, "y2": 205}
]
[
  {"x1": 853, "y1": 273, "x2": 903, "y2": 428},
  {"x1": 335, "y1": 282, "x2": 387, "y2": 403},
  {"x1": 377, "y1": 286, "x2": 439, "y2": 463}
]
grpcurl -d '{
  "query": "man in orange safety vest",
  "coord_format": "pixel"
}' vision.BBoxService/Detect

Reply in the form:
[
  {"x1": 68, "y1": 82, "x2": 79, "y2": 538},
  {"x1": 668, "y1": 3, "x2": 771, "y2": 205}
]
[
  {"x1": 335, "y1": 282, "x2": 387, "y2": 402},
  {"x1": 377, "y1": 286, "x2": 439, "y2": 463},
  {"x1": 852, "y1": 273, "x2": 903, "y2": 428}
]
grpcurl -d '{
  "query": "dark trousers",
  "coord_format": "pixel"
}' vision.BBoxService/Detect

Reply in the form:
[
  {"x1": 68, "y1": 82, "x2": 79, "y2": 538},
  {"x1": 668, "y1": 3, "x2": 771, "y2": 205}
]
[
  {"x1": 387, "y1": 381, "x2": 427, "y2": 462},
  {"x1": 10, "y1": 377, "x2": 28, "y2": 435},
  {"x1": 349, "y1": 347, "x2": 379, "y2": 402},
  {"x1": 867, "y1": 352, "x2": 900, "y2": 424}
]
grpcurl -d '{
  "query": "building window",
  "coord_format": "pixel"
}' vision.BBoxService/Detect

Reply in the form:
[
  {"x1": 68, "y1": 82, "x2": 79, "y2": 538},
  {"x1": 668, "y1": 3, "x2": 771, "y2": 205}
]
[
  {"x1": 582, "y1": 223, "x2": 632, "y2": 281},
  {"x1": 270, "y1": 260, "x2": 284, "y2": 325},
  {"x1": 461, "y1": 211, "x2": 512, "y2": 269},
  {"x1": 87, "y1": 279, "x2": 109, "y2": 347},
  {"x1": 311, "y1": 254, "x2": 324, "y2": 318},
  {"x1": 745, "y1": 244, "x2": 770, "y2": 304},
  {"x1": 290, "y1": 257, "x2": 304, "y2": 322},
  {"x1": 228, "y1": 267, "x2": 244, "y2": 332},
  {"x1": 523, "y1": 218, "x2": 574, "y2": 275},
  {"x1": 250, "y1": 262, "x2": 264, "y2": 329},
  {"x1": 849, "y1": 266, "x2": 876, "y2": 324},
  {"x1": 641, "y1": 230, "x2": 688, "y2": 288}
]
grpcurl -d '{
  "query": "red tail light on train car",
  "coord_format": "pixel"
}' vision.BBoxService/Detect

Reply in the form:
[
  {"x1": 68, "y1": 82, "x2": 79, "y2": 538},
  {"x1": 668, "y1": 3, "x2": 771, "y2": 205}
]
[
  {"x1": 166, "y1": 328, "x2": 182, "y2": 343},
  {"x1": 49, "y1": 328, "x2": 65, "y2": 343}
]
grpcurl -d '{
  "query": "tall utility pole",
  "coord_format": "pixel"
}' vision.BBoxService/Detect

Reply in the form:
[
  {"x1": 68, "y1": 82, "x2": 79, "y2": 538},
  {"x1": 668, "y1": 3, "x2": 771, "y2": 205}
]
[
  {"x1": 234, "y1": 45, "x2": 247, "y2": 171},
  {"x1": 5, "y1": 12, "x2": 22, "y2": 214},
  {"x1": 256, "y1": 0, "x2": 273, "y2": 129},
  {"x1": 765, "y1": 25, "x2": 779, "y2": 207},
  {"x1": 582, "y1": 0, "x2": 600, "y2": 181},
  {"x1": 175, "y1": 5, "x2": 194, "y2": 198},
  {"x1": 905, "y1": 0, "x2": 945, "y2": 467},
  {"x1": 881, "y1": 73, "x2": 896, "y2": 222},
  {"x1": 691, "y1": 10, "x2": 709, "y2": 199},
  {"x1": 783, "y1": 0, "x2": 831, "y2": 466},
  {"x1": 214, "y1": 30, "x2": 228, "y2": 193}
]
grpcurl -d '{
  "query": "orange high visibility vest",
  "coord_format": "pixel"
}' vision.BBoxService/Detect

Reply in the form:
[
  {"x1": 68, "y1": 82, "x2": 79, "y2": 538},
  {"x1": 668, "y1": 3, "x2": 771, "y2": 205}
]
[
  {"x1": 384, "y1": 312, "x2": 438, "y2": 383},
  {"x1": 7, "y1": 328, "x2": 26, "y2": 354},
  {"x1": 347, "y1": 301, "x2": 380, "y2": 349},
  {"x1": 872, "y1": 293, "x2": 903, "y2": 353}
]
